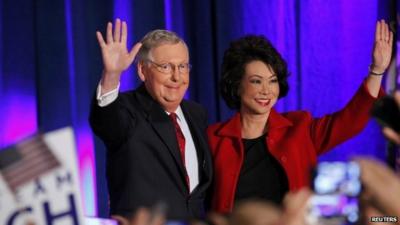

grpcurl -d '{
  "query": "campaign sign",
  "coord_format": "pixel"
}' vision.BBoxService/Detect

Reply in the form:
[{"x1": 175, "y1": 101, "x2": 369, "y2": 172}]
[{"x1": 0, "y1": 127, "x2": 84, "y2": 225}]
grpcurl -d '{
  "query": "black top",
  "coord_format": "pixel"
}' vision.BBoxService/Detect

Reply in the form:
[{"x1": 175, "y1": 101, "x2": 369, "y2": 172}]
[{"x1": 234, "y1": 134, "x2": 288, "y2": 205}]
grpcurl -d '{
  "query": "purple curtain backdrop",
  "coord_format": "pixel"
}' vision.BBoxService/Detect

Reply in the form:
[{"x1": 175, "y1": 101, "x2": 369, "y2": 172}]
[{"x1": 1, "y1": 0, "x2": 397, "y2": 218}]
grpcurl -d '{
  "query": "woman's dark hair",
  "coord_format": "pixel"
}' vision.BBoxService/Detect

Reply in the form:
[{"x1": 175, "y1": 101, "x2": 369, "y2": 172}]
[{"x1": 220, "y1": 35, "x2": 289, "y2": 110}]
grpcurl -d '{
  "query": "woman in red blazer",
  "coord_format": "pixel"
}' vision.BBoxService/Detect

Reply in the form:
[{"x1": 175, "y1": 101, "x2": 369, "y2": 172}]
[{"x1": 207, "y1": 20, "x2": 392, "y2": 214}]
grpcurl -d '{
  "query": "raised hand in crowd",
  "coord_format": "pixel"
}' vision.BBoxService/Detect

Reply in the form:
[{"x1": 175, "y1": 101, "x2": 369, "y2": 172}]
[{"x1": 356, "y1": 158, "x2": 400, "y2": 219}]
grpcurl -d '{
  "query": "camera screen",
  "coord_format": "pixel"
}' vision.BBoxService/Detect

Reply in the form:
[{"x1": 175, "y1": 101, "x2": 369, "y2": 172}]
[{"x1": 309, "y1": 161, "x2": 361, "y2": 224}]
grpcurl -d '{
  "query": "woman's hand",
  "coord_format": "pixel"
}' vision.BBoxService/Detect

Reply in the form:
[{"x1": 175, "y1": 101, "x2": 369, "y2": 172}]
[
  {"x1": 365, "y1": 20, "x2": 393, "y2": 97},
  {"x1": 371, "y1": 20, "x2": 393, "y2": 74}
]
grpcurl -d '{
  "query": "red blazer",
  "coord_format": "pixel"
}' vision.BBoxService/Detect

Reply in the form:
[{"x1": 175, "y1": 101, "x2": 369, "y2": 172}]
[{"x1": 207, "y1": 83, "x2": 382, "y2": 214}]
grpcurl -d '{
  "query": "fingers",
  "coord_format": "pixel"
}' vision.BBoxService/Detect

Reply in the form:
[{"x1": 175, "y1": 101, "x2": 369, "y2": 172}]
[
  {"x1": 128, "y1": 42, "x2": 143, "y2": 62},
  {"x1": 376, "y1": 20, "x2": 386, "y2": 42},
  {"x1": 96, "y1": 31, "x2": 106, "y2": 48},
  {"x1": 100, "y1": 19, "x2": 127, "y2": 45},
  {"x1": 389, "y1": 30, "x2": 394, "y2": 47},
  {"x1": 114, "y1": 18, "x2": 121, "y2": 42},
  {"x1": 379, "y1": 20, "x2": 384, "y2": 41},
  {"x1": 383, "y1": 20, "x2": 389, "y2": 42},
  {"x1": 375, "y1": 20, "x2": 380, "y2": 42},
  {"x1": 380, "y1": 20, "x2": 386, "y2": 41},
  {"x1": 385, "y1": 21, "x2": 390, "y2": 41},
  {"x1": 106, "y1": 22, "x2": 113, "y2": 44},
  {"x1": 376, "y1": 20, "x2": 392, "y2": 44},
  {"x1": 121, "y1": 21, "x2": 128, "y2": 44}
]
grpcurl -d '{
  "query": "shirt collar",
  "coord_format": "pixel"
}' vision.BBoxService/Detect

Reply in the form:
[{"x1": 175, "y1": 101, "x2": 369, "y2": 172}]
[{"x1": 166, "y1": 106, "x2": 184, "y2": 122}]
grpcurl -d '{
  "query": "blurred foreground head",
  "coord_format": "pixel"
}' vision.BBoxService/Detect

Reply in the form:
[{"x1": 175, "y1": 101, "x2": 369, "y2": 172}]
[{"x1": 230, "y1": 199, "x2": 282, "y2": 225}]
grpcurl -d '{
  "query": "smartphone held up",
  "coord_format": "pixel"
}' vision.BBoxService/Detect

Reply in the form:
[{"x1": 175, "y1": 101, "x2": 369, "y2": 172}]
[{"x1": 306, "y1": 161, "x2": 361, "y2": 225}]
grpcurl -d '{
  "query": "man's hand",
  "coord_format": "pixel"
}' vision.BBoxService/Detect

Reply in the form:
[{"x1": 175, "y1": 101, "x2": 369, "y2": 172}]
[{"x1": 96, "y1": 18, "x2": 142, "y2": 93}]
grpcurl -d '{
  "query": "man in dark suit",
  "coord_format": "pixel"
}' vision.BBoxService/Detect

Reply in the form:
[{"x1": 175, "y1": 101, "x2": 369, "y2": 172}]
[{"x1": 89, "y1": 19, "x2": 212, "y2": 220}]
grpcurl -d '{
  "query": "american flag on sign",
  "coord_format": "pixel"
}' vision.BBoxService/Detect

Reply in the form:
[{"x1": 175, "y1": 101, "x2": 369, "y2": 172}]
[{"x1": 0, "y1": 135, "x2": 61, "y2": 193}]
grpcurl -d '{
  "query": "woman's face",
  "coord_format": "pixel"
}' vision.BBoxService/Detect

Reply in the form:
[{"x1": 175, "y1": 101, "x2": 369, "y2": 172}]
[{"x1": 239, "y1": 60, "x2": 280, "y2": 115}]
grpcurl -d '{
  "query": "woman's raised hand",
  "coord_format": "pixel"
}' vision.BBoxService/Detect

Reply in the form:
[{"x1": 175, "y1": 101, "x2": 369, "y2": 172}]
[{"x1": 371, "y1": 20, "x2": 393, "y2": 74}]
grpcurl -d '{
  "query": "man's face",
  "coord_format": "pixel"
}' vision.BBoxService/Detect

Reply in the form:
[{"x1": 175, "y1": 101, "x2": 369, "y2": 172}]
[{"x1": 139, "y1": 42, "x2": 190, "y2": 112}]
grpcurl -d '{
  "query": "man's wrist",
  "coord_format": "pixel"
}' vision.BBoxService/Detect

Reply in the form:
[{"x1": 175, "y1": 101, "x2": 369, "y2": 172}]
[
  {"x1": 97, "y1": 82, "x2": 120, "y2": 107},
  {"x1": 101, "y1": 71, "x2": 121, "y2": 93}
]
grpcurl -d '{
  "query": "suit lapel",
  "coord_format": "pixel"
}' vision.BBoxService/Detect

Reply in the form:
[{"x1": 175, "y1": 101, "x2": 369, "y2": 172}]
[{"x1": 134, "y1": 86, "x2": 188, "y2": 191}]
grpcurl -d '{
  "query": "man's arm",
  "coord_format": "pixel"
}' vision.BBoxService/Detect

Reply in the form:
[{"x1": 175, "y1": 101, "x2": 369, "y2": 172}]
[
  {"x1": 96, "y1": 82, "x2": 119, "y2": 107},
  {"x1": 89, "y1": 19, "x2": 141, "y2": 147}
]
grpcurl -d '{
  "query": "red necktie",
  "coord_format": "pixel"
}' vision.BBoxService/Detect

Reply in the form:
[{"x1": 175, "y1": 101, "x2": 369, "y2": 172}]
[{"x1": 169, "y1": 113, "x2": 190, "y2": 190}]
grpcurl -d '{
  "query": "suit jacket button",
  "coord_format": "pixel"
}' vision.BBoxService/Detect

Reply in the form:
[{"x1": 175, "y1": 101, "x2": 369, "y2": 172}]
[{"x1": 281, "y1": 156, "x2": 287, "y2": 163}]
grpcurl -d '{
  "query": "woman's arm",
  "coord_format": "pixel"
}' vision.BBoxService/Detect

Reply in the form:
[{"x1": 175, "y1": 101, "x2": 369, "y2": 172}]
[{"x1": 310, "y1": 20, "x2": 393, "y2": 154}]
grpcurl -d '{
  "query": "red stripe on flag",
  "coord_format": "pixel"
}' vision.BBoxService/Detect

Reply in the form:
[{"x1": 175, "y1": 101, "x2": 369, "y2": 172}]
[
  {"x1": 0, "y1": 135, "x2": 60, "y2": 192},
  {"x1": 6, "y1": 160, "x2": 60, "y2": 189}
]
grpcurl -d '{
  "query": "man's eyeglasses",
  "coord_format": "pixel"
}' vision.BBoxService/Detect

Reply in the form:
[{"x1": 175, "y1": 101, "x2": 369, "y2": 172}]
[{"x1": 146, "y1": 59, "x2": 192, "y2": 74}]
